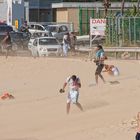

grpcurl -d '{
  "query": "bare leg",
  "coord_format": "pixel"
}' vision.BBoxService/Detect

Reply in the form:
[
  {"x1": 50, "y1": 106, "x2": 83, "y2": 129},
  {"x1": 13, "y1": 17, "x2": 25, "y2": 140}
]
[
  {"x1": 95, "y1": 74, "x2": 98, "y2": 84},
  {"x1": 66, "y1": 102, "x2": 71, "y2": 114},
  {"x1": 5, "y1": 50, "x2": 8, "y2": 59},
  {"x1": 76, "y1": 102, "x2": 83, "y2": 112},
  {"x1": 99, "y1": 74, "x2": 106, "y2": 83}
]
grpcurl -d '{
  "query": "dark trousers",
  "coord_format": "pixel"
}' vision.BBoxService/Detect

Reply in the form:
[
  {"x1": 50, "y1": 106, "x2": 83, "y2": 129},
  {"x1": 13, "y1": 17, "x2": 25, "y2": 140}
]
[{"x1": 136, "y1": 133, "x2": 140, "y2": 140}]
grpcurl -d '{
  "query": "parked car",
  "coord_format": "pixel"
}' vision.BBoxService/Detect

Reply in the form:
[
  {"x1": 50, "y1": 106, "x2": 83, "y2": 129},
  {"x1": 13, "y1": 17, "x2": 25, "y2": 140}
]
[
  {"x1": 28, "y1": 37, "x2": 62, "y2": 57},
  {"x1": 29, "y1": 24, "x2": 69, "y2": 40},
  {"x1": 29, "y1": 24, "x2": 49, "y2": 35},
  {"x1": 10, "y1": 31, "x2": 30, "y2": 50},
  {"x1": 46, "y1": 25, "x2": 69, "y2": 40},
  {"x1": 0, "y1": 25, "x2": 13, "y2": 42},
  {"x1": 0, "y1": 31, "x2": 31, "y2": 56},
  {"x1": 30, "y1": 30, "x2": 50, "y2": 39}
]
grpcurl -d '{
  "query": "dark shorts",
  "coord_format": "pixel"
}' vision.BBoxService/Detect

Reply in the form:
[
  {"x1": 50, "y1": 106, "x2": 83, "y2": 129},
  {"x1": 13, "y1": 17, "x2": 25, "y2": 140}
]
[
  {"x1": 136, "y1": 133, "x2": 140, "y2": 140},
  {"x1": 95, "y1": 64, "x2": 104, "y2": 75}
]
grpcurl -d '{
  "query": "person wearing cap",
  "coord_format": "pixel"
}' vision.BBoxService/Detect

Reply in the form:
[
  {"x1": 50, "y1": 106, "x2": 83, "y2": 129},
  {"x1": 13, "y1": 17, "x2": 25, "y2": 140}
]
[{"x1": 94, "y1": 45, "x2": 107, "y2": 84}]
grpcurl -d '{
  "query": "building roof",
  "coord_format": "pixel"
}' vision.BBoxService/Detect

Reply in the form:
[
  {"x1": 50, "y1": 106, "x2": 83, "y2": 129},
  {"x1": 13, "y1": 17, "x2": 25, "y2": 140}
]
[{"x1": 52, "y1": 2, "x2": 137, "y2": 8}]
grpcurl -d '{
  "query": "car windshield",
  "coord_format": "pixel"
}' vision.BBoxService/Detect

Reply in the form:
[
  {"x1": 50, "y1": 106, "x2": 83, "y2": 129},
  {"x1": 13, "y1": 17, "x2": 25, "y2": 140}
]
[
  {"x1": 39, "y1": 38, "x2": 58, "y2": 45},
  {"x1": 45, "y1": 26, "x2": 58, "y2": 32}
]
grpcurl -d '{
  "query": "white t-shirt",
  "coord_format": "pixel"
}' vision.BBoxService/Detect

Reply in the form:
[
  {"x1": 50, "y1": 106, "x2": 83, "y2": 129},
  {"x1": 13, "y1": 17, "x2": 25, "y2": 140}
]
[
  {"x1": 66, "y1": 76, "x2": 81, "y2": 92},
  {"x1": 112, "y1": 67, "x2": 119, "y2": 76},
  {"x1": 63, "y1": 35, "x2": 68, "y2": 44}
]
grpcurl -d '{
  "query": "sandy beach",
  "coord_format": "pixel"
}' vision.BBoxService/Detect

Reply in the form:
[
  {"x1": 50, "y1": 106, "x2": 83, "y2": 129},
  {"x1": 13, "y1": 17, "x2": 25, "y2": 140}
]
[{"x1": 0, "y1": 56, "x2": 140, "y2": 140}]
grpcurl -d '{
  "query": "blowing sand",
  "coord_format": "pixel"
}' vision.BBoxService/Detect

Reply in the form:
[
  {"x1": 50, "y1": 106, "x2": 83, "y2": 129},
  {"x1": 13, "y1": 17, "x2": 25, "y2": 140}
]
[{"x1": 0, "y1": 56, "x2": 140, "y2": 140}]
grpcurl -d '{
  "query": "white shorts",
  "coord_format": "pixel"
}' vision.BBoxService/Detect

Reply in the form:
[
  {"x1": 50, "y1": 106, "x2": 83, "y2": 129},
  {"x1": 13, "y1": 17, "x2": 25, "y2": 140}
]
[{"x1": 67, "y1": 90, "x2": 79, "y2": 104}]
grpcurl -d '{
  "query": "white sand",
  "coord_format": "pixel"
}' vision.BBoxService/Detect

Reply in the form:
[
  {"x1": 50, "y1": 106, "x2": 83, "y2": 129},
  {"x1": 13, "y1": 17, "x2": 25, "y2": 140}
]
[{"x1": 0, "y1": 56, "x2": 139, "y2": 140}]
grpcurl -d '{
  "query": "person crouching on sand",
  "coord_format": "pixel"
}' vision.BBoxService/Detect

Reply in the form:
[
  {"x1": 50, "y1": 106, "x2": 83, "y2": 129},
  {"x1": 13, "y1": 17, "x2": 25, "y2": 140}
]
[
  {"x1": 0, "y1": 93, "x2": 14, "y2": 100},
  {"x1": 136, "y1": 112, "x2": 140, "y2": 140},
  {"x1": 103, "y1": 64, "x2": 120, "y2": 76},
  {"x1": 59, "y1": 75, "x2": 83, "y2": 114},
  {"x1": 94, "y1": 45, "x2": 107, "y2": 85}
]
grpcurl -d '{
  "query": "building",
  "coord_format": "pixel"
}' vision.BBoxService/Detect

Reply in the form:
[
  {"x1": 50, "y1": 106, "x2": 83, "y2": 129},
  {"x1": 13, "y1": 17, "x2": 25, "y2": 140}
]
[
  {"x1": 24, "y1": 0, "x2": 61, "y2": 22},
  {"x1": 52, "y1": 1, "x2": 137, "y2": 32},
  {"x1": 0, "y1": 0, "x2": 24, "y2": 27},
  {"x1": 25, "y1": 0, "x2": 137, "y2": 33}
]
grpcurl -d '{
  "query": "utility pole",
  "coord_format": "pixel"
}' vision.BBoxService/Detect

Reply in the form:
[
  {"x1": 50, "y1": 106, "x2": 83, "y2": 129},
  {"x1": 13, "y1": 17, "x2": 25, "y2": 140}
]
[
  {"x1": 138, "y1": 0, "x2": 140, "y2": 13},
  {"x1": 103, "y1": 0, "x2": 111, "y2": 17},
  {"x1": 121, "y1": 0, "x2": 125, "y2": 16}
]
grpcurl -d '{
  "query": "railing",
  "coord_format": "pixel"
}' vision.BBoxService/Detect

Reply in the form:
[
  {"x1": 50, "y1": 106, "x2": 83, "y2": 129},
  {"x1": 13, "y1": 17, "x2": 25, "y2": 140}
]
[{"x1": 76, "y1": 47, "x2": 140, "y2": 59}]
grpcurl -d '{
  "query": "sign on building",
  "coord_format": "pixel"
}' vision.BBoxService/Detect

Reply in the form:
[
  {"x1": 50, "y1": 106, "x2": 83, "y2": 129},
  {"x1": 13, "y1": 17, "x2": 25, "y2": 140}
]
[
  {"x1": 90, "y1": 18, "x2": 106, "y2": 47},
  {"x1": 90, "y1": 18, "x2": 106, "y2": 36}
]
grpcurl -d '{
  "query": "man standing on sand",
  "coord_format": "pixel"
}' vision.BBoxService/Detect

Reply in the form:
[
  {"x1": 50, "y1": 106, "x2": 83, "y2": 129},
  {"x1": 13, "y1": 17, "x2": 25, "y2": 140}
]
[
  {"x1": 62, "y1": 33, "x2": 70, "y2": 57},
  {"x1": 94, "y1": 45, "x2": 107, "y2": 84},
  {"x1": 136, "y1": 112, "x2": 140, "y2": 140},
  {"x1": 60, "y1": 75, "x2": 83, "y2": 114}
]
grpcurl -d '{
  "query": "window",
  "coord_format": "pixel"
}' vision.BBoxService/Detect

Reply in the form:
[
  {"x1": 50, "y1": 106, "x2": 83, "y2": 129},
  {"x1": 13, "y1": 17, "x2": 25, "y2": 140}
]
[
  {"x1": 37, "y1": 25, "x2": 44, "y2": 30},
  {"x1": 59, "y1": 26, "x2": 68, "y2": 32},
  {"x1": 39, "y1": 38, "x2": 58, "y2": 45},
  {"x1": 34, "y1": 25, "x2": 43, "y2": 30}
]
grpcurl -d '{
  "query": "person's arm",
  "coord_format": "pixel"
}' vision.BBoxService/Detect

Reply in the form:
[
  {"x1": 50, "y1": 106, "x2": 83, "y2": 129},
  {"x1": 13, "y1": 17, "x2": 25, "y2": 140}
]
[
  {"x1": 77, "y1": 78, "x2": 81, "y2": 88},
  {"x1": 103, "y1": 69, "x2": 108, "y2": 72},
  {"x1": 137, "y1": 112, "x2": 140, "y2": 132},
  {"x1": 78, "y1": 83, "x2": 81, "y2": 88},
  {"x1": 62, "y1": 82, "x2": 67, "y2": 91}
]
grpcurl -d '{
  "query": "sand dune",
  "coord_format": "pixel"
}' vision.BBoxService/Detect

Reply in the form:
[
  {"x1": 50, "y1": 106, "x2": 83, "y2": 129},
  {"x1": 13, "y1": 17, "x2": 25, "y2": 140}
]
[{"x1": 0, "y1": 56, "x2": 139, "y2": 140}]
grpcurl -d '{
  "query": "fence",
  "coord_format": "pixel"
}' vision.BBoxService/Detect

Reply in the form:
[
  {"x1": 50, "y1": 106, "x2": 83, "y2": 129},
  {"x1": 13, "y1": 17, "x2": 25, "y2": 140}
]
[
  {"x1": 106, "y1": 16, "x2": 140, "y2": 47},
  {"x1": 79, "y1": 7, "x2": 122, "y2": 35}
]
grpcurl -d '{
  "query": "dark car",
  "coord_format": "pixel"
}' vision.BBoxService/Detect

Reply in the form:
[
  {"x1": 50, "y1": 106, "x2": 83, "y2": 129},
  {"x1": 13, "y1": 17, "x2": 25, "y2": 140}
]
[
  {"x1": 0, "y1": 25, "x2": 13, "y2": 42},
  {"x1": 9, "y1": 31, "x2": 30, "y2": 51}
]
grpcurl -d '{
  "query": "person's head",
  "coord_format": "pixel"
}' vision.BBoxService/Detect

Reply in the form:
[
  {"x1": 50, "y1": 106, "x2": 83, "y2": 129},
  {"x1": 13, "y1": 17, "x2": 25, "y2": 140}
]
[
  {"x1": 96, "y1": 45, "x2": 103, "y2": 51},
  {"x1": 71, "y1": 75, "x2": 77, "y2": 81},
  {"x1": 24, "y1": 20, "x2": 27, "y2": 26},
  {"x1": 104, "y1": 64, "x2": 109, "y2": 70}
]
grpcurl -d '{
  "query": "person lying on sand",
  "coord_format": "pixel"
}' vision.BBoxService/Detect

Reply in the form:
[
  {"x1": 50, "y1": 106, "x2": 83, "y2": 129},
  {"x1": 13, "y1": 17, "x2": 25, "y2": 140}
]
[
  {"x1": 103, "y1": 64, "x2": 120, "y2": 76},
  {"x1": 59, "y1": 75, "x2": 83, "y2": 114},
  {"x1": 0, "y1": 93, "x2": 14, "y2": 100},
  {"x1": 136, "y1": 112, "x2": 140, "y2": 140}
]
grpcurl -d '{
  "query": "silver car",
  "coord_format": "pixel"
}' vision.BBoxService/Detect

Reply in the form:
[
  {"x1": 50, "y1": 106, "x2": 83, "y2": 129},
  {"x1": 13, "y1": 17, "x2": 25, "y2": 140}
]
[{"x1": 28, "y1": 37, "x2": 62, "y2": 57}]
